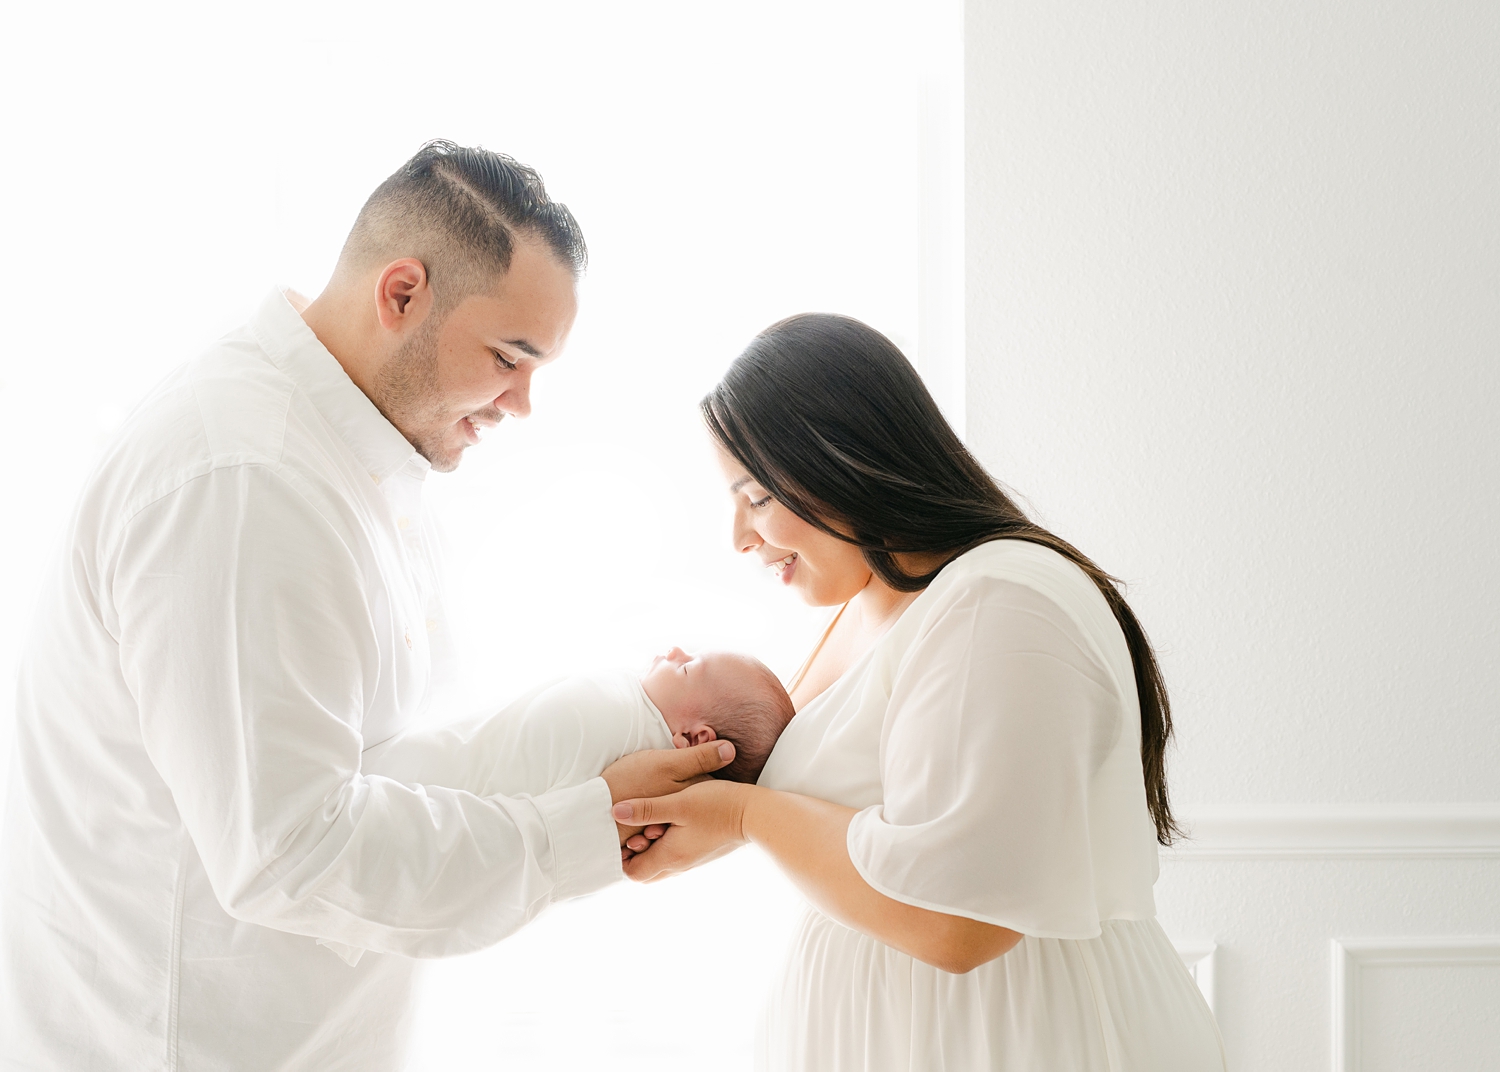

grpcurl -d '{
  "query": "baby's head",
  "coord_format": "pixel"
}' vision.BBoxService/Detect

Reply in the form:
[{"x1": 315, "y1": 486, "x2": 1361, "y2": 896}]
[{"x1": 640, "y1": 647, "x2": 795, "y2": 784}]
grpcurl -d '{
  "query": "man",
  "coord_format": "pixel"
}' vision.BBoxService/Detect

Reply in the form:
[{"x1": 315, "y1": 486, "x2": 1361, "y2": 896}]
[{"x1": 0, "y1": 141, "x2": 730, "y2": 1070}]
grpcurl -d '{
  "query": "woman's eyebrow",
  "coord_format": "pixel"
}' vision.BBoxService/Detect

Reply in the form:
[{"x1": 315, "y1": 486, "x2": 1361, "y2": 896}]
[{"x1": 729, "y1": 476, "x2": 752, "y2": 493}]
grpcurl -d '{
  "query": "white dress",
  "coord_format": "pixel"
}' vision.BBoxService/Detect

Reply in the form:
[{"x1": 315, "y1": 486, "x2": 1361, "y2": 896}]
[{"x1": 756, "y1": 540, "x2": 1226, "y2": 1071}]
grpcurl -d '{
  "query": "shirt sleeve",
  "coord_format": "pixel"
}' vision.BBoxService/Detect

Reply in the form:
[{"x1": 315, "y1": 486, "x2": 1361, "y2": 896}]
[
  {"x1": 845, "y1": 575, "x2": 1124, "y2": 938},
  {"x1": 112, "y1": 464, "x2": 620, "y2": 960}
]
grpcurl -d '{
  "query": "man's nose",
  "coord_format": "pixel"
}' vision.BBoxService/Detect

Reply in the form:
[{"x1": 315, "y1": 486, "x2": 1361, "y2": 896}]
[{"x1": 496, "y1": 369, "x2": 533, "y2": 418}]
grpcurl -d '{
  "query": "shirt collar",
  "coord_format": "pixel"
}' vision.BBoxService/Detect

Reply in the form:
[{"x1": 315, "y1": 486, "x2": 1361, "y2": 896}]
[{"x1": 248, "y1": 288, "x2": 429, "y2": 484}]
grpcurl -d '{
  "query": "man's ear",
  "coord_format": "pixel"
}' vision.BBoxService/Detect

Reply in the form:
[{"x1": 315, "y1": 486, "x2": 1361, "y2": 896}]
[
  {"x1": 686, "y1": 724, "x2": 718, "y2": 748},
  {"x1": 373, "y1": 258, "x2": 433, "y2": 334}
]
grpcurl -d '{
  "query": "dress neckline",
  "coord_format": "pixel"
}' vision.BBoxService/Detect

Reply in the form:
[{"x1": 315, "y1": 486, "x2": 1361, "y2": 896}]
[
  {"x1": 786, "y1": 601, "x2": 848, "y2": 703},
  {"x1": 785, "y1": 581, "x2": 928, "y2": 712}
]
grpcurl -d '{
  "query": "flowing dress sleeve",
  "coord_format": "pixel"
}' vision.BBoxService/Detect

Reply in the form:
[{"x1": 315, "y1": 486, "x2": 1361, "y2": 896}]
[{"x1": 845, "y1": 573, "x2": 1129, "y2": 938}]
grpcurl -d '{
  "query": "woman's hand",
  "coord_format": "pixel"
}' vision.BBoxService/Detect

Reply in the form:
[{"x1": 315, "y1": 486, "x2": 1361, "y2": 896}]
[
  {"x1": 612, "y1": 780, "x2": 757, "y2": 881},
  {"x1": 601, "y1": 741, "x2": 735, "y2": 857}
]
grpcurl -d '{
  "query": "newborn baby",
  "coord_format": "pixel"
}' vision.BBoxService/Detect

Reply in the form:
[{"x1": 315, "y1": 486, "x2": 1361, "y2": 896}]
[
  {"x1": 362, "y1": 647, "x2": 795, "y2": 815},
  {"x1": 321, "y1": 648, "x2": 795, "y2": 965},
  {"x1": 636, "y1": 647, "x2": 795, "y2": 782}
]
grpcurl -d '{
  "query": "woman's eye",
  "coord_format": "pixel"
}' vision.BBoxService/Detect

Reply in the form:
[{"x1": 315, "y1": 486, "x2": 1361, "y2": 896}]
[
  {"x1": 750, "y1": 494, "x2": 772, "y2": 509},
  {"x1": 493, "y1": 350, "x2": 518, "y2": 371}
]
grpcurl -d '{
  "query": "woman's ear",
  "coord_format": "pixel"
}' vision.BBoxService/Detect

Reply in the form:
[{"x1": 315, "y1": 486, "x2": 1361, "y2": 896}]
[{"x1": 687, "y1": 724, "x2": 718, "y2": 747}]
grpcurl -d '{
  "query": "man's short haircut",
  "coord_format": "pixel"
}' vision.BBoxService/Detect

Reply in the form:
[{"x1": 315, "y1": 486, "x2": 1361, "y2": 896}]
[
  {"x1": 707, "y1": 659, "x2": 797, "y2": 785},
  {"x1": 341, "y1": 139, "x2": 587, "y2": 310}
]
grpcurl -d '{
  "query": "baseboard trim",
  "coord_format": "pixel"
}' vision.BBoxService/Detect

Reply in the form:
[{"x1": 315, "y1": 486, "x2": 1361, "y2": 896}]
[{"x1": 1162, "y1": 804, "x2": 1500, "y2": 860}]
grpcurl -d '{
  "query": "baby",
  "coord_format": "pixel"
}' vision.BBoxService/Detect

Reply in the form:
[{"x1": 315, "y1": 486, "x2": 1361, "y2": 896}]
[
  {"x1": 361, "y1": 647, "x2": 796, "y2": 811},
  {"x1": 635, "y1": 646, "x2": 796, "y2": 783},
  {"x1": 323, "y1": 648, "x2": 795, "y2": 965}
]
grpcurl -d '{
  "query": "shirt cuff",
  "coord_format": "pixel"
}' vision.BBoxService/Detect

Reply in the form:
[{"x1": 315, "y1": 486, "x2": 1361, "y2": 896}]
[{"x1": 532, "y1": 776, "x2": 623, "y2": 902}]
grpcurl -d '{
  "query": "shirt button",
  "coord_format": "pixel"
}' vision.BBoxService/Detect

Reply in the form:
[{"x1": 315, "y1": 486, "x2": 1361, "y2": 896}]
[
  {"x1": 397, "y1": 516, "x2": 410, "y2": 530},
  {"x1": 426, "y1": 618, "x2": 438, "y2": 632}
]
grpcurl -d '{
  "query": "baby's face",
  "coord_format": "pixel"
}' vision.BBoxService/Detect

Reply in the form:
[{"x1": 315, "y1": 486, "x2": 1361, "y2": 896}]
[{"x1": 641, "y1": 647, "x2": 759, "y2": 748}]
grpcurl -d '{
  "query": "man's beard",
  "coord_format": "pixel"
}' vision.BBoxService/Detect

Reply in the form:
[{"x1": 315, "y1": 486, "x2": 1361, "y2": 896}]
[{"x1": 369, "y1": 315, "x2": 462, "y2": 472}]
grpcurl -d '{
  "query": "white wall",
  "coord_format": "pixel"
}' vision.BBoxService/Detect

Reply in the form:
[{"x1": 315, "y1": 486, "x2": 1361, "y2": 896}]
[{"x1": 963, "y1": 3, "x2": 1500, "y2": 1068}]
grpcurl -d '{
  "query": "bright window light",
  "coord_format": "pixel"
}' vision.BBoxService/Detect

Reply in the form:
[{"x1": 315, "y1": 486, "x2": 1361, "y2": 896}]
[{"x1": 0, "y1": 2, "x2": 924, "y2": 1067}]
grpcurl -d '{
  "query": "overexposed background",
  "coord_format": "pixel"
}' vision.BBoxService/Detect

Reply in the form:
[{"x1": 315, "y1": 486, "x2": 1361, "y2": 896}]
[{"x1": 0, "y1": 2, "x2": 930, "y2": 1067}]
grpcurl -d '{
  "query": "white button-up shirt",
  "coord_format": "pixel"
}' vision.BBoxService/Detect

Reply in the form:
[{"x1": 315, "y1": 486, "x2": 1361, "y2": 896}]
[{"x1": 0, "y1": 290, "x2": 621, "y2": 1070}]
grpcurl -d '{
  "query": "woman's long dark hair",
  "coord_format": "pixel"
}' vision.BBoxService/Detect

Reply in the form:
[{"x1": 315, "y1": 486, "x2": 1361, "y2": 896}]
[{"x1": 702, "y1": 313, "x2": 1180, "y2": 845}]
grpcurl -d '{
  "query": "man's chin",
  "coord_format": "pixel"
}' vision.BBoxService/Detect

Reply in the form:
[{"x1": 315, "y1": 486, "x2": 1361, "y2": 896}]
[{"x1": 412, "y1": 433, "x2": 467, "y2": 474}]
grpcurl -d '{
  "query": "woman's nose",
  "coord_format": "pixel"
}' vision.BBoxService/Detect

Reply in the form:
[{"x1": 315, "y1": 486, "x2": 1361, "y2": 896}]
[{"x1": 731, "y1": 505, "x2": 760, "y2": 555}]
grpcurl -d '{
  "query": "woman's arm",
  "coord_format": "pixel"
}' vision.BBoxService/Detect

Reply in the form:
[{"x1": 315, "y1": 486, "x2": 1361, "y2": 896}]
[{"x1": 615, "y1": 781, "x2": 1021, "y2": 974}]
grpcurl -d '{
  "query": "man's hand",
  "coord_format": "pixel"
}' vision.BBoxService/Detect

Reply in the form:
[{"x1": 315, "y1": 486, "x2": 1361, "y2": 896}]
[{"x1": 602, "y1": 740, "x2": 734, "y2": 855}]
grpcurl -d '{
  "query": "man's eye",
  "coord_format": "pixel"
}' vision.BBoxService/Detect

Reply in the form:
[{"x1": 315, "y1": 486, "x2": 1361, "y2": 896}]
[{"x1": 492, "y1": 350, "x2": 518, "y2": 371}]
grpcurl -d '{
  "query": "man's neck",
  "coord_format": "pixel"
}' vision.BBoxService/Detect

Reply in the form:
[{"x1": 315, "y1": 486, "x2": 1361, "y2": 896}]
[{"x1": 300, "y1": 286, "x2": 380, "y2": 401}]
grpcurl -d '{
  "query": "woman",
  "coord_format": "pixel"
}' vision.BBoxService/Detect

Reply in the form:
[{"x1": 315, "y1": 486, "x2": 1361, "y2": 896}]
[{"x1": 614, "y1": 314, "x2": 1226, "y2": 1069}]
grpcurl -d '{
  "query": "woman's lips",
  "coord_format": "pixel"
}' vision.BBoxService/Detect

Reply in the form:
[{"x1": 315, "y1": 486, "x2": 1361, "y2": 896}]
[{"x1": 771, "y1": 553, "x2": 798, "y2": 585}]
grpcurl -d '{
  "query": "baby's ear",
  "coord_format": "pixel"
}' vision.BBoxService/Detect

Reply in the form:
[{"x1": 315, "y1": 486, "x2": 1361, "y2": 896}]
[{"x1": 686, "y1": 724, "x2": 718, "y2": 747}]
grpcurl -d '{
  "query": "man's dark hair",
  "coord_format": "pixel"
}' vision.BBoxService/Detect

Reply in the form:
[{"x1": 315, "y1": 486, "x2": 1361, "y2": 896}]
[{"x1": 339, "y1": 139, "x2": 586, "y2": 309}]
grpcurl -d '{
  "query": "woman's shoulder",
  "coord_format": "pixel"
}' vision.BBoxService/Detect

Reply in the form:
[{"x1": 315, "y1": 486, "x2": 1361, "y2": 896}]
[
  {"x1": 904, "y1": 539, "x2": 1134, "y2": 695},
  {"x1": 928, "y1": 539, "x2": 1102, "y2": 612}
]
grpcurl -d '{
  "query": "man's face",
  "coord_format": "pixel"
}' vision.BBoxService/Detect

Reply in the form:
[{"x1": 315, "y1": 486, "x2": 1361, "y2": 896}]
[{"x1": 373, "y1": 238, "x2": 579, "y2": 472}]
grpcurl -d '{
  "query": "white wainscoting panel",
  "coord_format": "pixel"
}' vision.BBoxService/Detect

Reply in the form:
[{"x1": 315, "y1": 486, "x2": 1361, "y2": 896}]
[
  {"x1": 1173, "y1": 941, "x2": 1217, "y2": 1013},
  {"x1": 1165, "y1": 804, "x2": 1500, "y2": 860},
  {"x1": 1155, "y1": 834, "x2": 1500, "y2": 1069},
  {"x1": 1331, "y1": 938, "x2": 1500, "y2": 1072}
]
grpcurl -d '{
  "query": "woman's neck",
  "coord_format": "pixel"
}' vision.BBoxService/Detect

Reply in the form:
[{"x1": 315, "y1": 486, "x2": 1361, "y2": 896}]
[
  {"x1": 849, "y1": 550, "x2": 949, "y2": 631},
  {"x1": 849, "y1": 575, "x2": 920, "y2": 635}
]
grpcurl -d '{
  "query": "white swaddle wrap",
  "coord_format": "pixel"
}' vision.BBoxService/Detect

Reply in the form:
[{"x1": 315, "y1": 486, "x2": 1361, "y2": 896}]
[{"x1": 320, "y1": 671, "x2": 674, "y2": 964}]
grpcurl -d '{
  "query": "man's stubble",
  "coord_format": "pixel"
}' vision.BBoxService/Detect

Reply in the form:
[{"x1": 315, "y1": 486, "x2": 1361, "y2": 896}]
[{"x1": 369, "y1": 313, "x2": 462, "y2": 472}]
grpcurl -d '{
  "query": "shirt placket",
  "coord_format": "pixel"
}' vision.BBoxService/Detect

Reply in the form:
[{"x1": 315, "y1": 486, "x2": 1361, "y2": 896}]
[{"x1": 382, "y1": 463, "x2": 452, "y2": 700}]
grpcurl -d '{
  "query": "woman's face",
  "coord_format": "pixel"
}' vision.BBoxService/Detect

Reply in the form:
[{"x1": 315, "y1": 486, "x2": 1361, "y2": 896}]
[{"x1": 714, "y1": 447, "x2": 873, "y2": 607}]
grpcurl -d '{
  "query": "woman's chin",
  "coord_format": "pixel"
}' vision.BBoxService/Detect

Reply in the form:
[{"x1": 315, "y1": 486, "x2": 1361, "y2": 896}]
[
  {"x1": 775, "y1": 559, "x2": 845, "y2": 607},
  {"x1": 794, "y1": 581, "x2": 843, "y2": 609}
]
